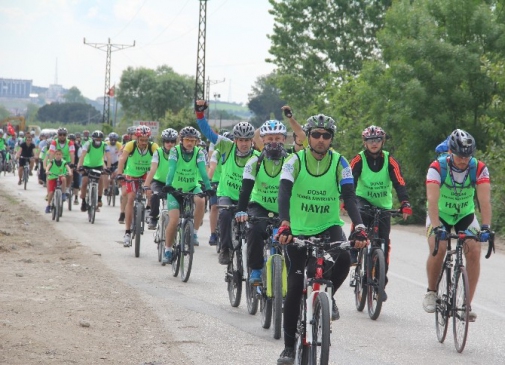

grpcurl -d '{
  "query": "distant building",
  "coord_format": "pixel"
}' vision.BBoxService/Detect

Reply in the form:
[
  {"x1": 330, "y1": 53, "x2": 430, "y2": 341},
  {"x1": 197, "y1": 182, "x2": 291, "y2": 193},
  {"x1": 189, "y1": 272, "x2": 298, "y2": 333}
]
[{"x1": 0, "y1": 78, "x2": 32, "y2": 98}]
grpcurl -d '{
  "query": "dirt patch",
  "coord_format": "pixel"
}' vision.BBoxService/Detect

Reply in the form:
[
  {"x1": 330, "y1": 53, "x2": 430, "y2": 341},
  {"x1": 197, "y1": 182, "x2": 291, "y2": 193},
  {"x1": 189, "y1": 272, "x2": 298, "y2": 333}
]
[{"x1": 0, "y1": 187, "x2": 188, "y2": 364}]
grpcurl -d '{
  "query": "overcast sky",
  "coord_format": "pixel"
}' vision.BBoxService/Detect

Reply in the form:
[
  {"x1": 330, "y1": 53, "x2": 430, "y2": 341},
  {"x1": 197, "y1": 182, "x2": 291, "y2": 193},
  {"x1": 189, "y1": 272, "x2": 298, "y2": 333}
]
[{"x1": 0, "y1": 0, "x2": 276, "y2": 104}]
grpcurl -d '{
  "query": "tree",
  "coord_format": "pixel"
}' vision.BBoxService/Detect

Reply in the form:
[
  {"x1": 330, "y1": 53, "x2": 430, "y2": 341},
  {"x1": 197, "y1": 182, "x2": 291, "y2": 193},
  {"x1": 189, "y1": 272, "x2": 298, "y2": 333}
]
[
  {"x1": 37, "y1": 102, "x2": 102, "y2": 124},
  {"x1": 247, "y1": 74, "x2": 286, "y2": 127},
  {"x1": 267, "y1": 0, "x2": 392, "y2": 110},
  {"x1": 25, "y1": 103, "x2": 39, "y2": 124},
  {"x1": 63, "y1": 86, "x2": 87, "y2": 104},
  {"x1": 117, "y1": 65, "x2": 194, "y2": 121},
  {"x1": 158, "y1": 107, "x2": 199, "y2": 141}
]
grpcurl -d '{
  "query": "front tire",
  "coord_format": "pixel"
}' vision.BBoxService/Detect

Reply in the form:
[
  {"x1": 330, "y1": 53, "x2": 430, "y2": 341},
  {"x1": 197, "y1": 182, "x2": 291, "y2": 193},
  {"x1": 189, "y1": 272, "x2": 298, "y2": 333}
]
[
  {"x1": 436, "y1": 266, "x2": 450, "y2": 343},
  {"x1": 180, "y1": 220, "x2": 194, "y2": 283},
  {"x1": 171, "y1": 228, "x2": 181, "y2": 277},
  {"x1": 246, "y1": 268, "x2": 259, "y2": 315},
  {"x1": 453, "y1": 267, "x2": 470, "y2": 353},
  {"x1": 134, "y1": 203, "x2": 142, "y2": 258},
  {"x1": 227, "y1": 250, "x2": 242, "y2": 307},
  {"x1": 309, "y1": 294, "x2": 331, "y2": 365},
  {"x1": 55, "y1": 190, "x2": 62, "y2": 222},
  {"x1": 272, "y1": 255, "x2": 284, "y2": 339},
  {"x1": 367, "y1": 248, "x2": 386, "y2": 320},
  {"x1": 354, "y1": 248, "x2": 367, "y2": 312}
]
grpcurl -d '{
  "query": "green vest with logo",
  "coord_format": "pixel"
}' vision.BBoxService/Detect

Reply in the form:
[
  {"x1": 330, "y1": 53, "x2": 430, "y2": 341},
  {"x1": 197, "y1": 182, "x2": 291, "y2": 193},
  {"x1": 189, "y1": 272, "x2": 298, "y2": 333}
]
[
  {"x1": 124, "y1": 143, "x2": 153, "y2": 177},
  {"x1": 171, "y1": 145, "x2": 199, "y2": 192},
  {"x1": 153, "y1": 147, "x2": 170, "y2": 183},
  {"x1": 438, "y1": 167, "x2": 475, "y2": 225},
  {"x1": 290, "y1": 150, "x2": 343, "y2": 236},
  {"x1": 211, "y1": 150, "x2": 222, "y2": 183},
  {"x1": 355, "y1": 150, "x2": 393, "y2": 209},
  {"x1": 48, "y1": 159, "x2": 67, "y2": 180},
  {"x1": 217, "y1": 145, "x2": 258, "y2": 200},
  {"x1": 250, "y1": 158, "x2": 283, "y2": 213},
  {"x1": 55, "y1": 140, "x2": 71, "y2": 163}
]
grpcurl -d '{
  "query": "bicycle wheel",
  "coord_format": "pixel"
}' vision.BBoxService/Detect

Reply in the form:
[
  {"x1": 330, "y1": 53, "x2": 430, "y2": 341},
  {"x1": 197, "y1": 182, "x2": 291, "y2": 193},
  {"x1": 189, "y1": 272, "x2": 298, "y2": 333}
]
[
  {"x1": 107, "y1": 189, "x2": 112, "y2": 206},
  {"x1": 227, "y1": 250, "x2": 242, "y2": 307},
  {"x1": 367, "y1": 248, "x2": 386, "y2": 320},
  {"x1": 55, "y1": 190, "x2": 62, "y2": 222},
  {"x1": 272, "y1": 255, "x2": 283, "y2": 339},
  {"x1": 180, "y1": 220, "x2": 194, "y2": 283},
  {"x1": 246, "y1": 267, "x2": 259, "y2": 315},
  {"x1": 67, "y1": 188, "x2": 72, "y2": 211},
  {"x1": 354, "y1": 248, "x2": 367, "y2": 312},
  {"x1": 51, "y1": 199, "x2": 56, "y2": 221},
  {"x1": 309, "y1": 294, "x2": 331, "y2": 365},
  {"x1": 134, "y1": 203, "x2": 143, "y2": 258},
  {"x1": 435, "y1": 266, "x2": 450, "y2": 343},
  {"x1": 112, "y1": 183, "x2": 116, "y2": 207},
  {"x1": 453, "y1": 266, "x2": 470, "y2": 353},
  {"x1": 89, "y1": 186, "x2": 96, "y2": 224},
  {"x1": 172, "y1": 227, "x2": 181, "y2": 277},
  {"x1": 23, "y1": 168, "x2": 28, "y2": 190}
]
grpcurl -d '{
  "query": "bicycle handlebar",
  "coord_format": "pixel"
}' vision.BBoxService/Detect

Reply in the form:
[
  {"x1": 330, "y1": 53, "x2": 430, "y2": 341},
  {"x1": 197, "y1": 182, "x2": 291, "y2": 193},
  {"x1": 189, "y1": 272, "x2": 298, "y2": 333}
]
[
  {"x1": 433, "y1": 231, "x2": 495, "y2": 258},
  {"x1": 292, "y1": 237, "x2": 353, "y2": 250},
  {"x1": 359, "y1": 205, "x2": 402, "y2": 217}
]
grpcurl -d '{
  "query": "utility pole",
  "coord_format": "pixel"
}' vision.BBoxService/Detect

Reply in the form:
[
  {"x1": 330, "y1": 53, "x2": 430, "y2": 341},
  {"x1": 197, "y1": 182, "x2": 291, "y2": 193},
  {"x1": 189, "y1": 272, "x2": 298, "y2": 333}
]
[
  {"x1": 205, "y1": 77, "x2": 225, "y2": 119},
  {"x1": 194, "y1": 0, "x2": 208, "y2": 102},
  {"x1": 84, "y1": 38, "x2": 135, "y2": 126}
]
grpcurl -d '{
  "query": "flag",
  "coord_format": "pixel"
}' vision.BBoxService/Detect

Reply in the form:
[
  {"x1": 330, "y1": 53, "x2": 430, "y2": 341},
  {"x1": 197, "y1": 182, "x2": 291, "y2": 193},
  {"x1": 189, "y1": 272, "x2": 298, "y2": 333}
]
[
  {"x1": 7, "y1": 123, "x2": 15, "y2": 136},
  {"x1": 107, "y1": 85, "x2": 115, "y2": 97}
]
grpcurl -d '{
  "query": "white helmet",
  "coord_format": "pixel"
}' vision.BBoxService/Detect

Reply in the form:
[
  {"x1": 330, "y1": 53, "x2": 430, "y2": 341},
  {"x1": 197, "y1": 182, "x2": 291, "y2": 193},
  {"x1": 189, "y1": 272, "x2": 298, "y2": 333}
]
[
  {"x1": 259, "y1": 120, "x2": 287, "y2": 137},
  {"x1": 232, "y1": 122, "x2": 255, "y2": 139},
  {"x1": 0, "y1": 129, "x2": 3, "y2": 134},
  {"x1": 161, "y1": 128, "x2": 178, "y2": 141}
]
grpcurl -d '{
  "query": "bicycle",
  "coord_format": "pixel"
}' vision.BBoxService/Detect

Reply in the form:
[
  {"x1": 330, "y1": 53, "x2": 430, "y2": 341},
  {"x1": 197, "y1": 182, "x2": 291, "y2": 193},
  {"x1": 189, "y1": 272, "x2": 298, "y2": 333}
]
[
  {"x1": 106, "y1": 175, "x2": 118, "y2": 207},
  {"x1": 50, "y1": 176, "x2": 65, "y2": 222},
  {"x1": 19, "y1": 156, "x2": 32, "y2": 190},
  {"x1": 154, "y1": 197, "x2": 168, "y2": 263},
  {"x1": 292, "y1": 236, "x2": 352, "y2": 365},
  {"x1": 249, "y1": 214, "x2": 286, "y2": 339},
  {"x1": 169, "y1": 190, "x2": 205, "y2": 283},
  {"x1": 81, "y1": 167, "x2": 103, "y2": 225},
  {"x1": 351, "y1": 205, "x2": 400, "y2": 320},
  {"x1": 433, "y1": 230, "x2": 494, "y2": 353},
  {"x1": 119, "y1": 177, "x2": 148, "y2": 258}
]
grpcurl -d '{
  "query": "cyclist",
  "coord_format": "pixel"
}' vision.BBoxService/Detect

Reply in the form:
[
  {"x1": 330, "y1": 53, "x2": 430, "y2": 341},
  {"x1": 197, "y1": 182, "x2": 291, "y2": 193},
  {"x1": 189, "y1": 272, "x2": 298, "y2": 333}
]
[
  {"x1": 349, "y1": 125, "x2": 412, "y2": 299},
  {"x1": 15, "y1": 133, "x2": 36, "y2": 185},
  {"x1": 49, "y1": 127, "x2": 75, "y2": 196},
  {"x1": 117, "y1": 128, "x2": 136, "y2": 224},
  {"x1": 160, "y1": 126, "x2": 213, "y2": 263},
  {"x1": 195, "y1": 100, "x2": 258, "y2": 265},
  {"x1": 144, "y1": 128, "x2": 178, "y2": 230},
  {"x1": 207, "y1": 131, "x2": 232, "y2": 245},
  {"x1": 77, "y1": 130, "x2": 111, "y2": 211},
  {"x1": 423, "y1": 129, "x2": 491, "y2": 322},
  {"x1": 0, "y1": 129, "x2": 7, "y2": 170},
  {"x1": 235, "y1": 120, "x2": 288, "y2": 284},
  {"x1": 275, "y1": 114, "x2": 368, "y2": 365},
  {"x1": 116, "y1": 126, "x2": 158, "y2": 246},
  {"x1": 104, "y1": 132, "x2": 122, "y2": 197},
  {"x1": 82, "y1": 130, "x2": 90, "y2": 144},
  {"x1": 69, "y1": 133, "x2": 82, "y2": 205},
  {"x1": 44, "y1": 149, "x2": 72, "y2": 213}
]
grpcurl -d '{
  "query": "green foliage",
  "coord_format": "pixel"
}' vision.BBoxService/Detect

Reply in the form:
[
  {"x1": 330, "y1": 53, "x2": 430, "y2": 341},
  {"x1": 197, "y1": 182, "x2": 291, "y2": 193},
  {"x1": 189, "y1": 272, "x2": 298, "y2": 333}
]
[
  {"x1": 25, "y1": 103, "x2": 39, "y2": 124},
  {"x1": 0, "y1": 105, "x2": 11, "y2": 120},
  {"x1": 63, "y1": 86, "x2": 87, "y2": 104},
  {"x1": 159, "y1": 107, "x2": 198, "y2": 140},
  {"x1": 37, "y1": 102, "x2": 102, "y2": 124},
  {"x1": 247, "y1": 73, "x2": 286, "y2": 127},
  {"x1": 117, "y1": 65, "x2": 193, "y2": 121},
  {"x1": 267, "y1": 0, "x2": 392, "y2": 110}
]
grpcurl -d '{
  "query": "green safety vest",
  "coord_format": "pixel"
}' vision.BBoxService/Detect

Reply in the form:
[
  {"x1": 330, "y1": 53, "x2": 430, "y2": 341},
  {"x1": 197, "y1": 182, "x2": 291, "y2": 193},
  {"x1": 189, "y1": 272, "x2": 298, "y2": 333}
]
[
  {"x1": 171, "y1": 145, "x2": 199, "y2": 192},
  {"x1": 0, "y1": 138, "x2": 5, "y2": 151},
  {"x1": 250, "y1": 157, "x2": 283, "y2": 213},
  {"x1": 47, "y1": 159, "x2": 68, "y2": 180},
  {"x1": 83, "y1": 141, "x2": 106, "y2": 167},
  {"x1": 290, "y1": 150, "x2": 343, "y2": 236},
  {"x1": 54, "y1": 140, "x2": 71, "y2": 163},
  {"x1": 153, "y1": 147, "x2": 170, "y2": 183},
  {"x1": 211, "y1": 150, "x2": 222, "y2": 184},
  {"x1": 438, "y1": 166, "x2": 475, "y2": 225},
  {"x1": 217, "y1": 144, "x2": 258, "y2": 200},
  {"x1": 355, "y1": 150, "x2": 393, "y2": 209},
  {"x1": 124, "y1": 143, "x2": 153, "y2": 177}
]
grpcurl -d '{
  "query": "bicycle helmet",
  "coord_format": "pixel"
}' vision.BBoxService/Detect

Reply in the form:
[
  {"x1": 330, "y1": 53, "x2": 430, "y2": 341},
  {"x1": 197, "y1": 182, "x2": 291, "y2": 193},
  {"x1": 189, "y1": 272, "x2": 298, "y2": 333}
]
[
  {"x1": 222, "y1": 131, "x2": 234, "y2": 140},
  {"x1": 83, "y1": 130, "x2": 90, "y2": 136},
  {"x1": 127, "y1": 126, "x2": 137, "y2": 135},
  {"x1": 161, "y1": 128, "x2": 178, "y2": 141},
  {"x1": 57, "y1": 127, "x2": 67, "y2": 135},
  {"x1": 122, "y1": 134, "x2": 130, "y2": 144},
  {"x1": 259, "y1": 120, "x2": 287, "y2": 137},
  {"x1": 19, "y1": 131, "x2": 25, "y2": 137},
  {"x1": 108, "y1": 132, "x2": 119, "y2": 141},
  {"x1": 179, "y1": 126, "x2": 199, "y2": 139},
  {"x1": 448, "y1": 129, "x2": 475, "y2": 157},
  {"x1": 362, "y1": 125, "x2": 386, "y2": 140},
  {"x1": 135, "y1": 125, "x2": 151, "y2": 137},
  {"x1": 305, "y1": 114, "x2": 336, "y2": 134},
  {"x1": 75, "y1": 132, "x2": 81, "y2": 139},
  {"x1": 68, "y1": 133, "x2": 76, "y2": 141},
  {"x1": 91, "y1": 130, "x2": 104, "y2": 139},
  {"x1": 0, "y1": 129, "x2": 3, "y2": 134},
  {"x1": 233, "y1": 122, "x2": 255, "y2": 139}
]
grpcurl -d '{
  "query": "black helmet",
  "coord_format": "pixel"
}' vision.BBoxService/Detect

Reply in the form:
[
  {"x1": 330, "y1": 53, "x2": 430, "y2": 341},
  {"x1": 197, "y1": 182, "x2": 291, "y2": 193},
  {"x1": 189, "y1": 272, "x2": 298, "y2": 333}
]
[
  {"x1": 449, "y1": 129, "x2": 475, "y2": 157},
  {"x1": 91, "y1": 130, "x2": 104, "y2": 139},
  {"x1": 68, "y1": 134, "x2": 76, "y2": 141}
]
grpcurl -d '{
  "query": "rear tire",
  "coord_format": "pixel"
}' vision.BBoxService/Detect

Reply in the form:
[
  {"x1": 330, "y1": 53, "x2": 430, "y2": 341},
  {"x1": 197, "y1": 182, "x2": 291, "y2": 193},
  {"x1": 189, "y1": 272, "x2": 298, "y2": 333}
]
[
  {"x1": 367, "y1": 248, "x2": 385, "y2": 320},
  {"x1": 171, "y1": 227, "x2": 181, "y2": 277},
  {"x1": 354, "y1": 248, "x2": 367, "y2": 312},
  {"x1": 436, "y1": 265, "x2": 450, "y2": 343},
  {"x1": 295, "y1": 297, "x2": 309, "y2": 365},
  {"x1": 272, "y1": 255, "x2": 283, "y2": 339},
  {"x1": 309, "y1": 294, "x2": 331, "y2": 365},
  {"x1": 453, "y1": 267, "x2": 470, "y2": 353},
  {"x1": 180, "y1": 220, "x2": 194, "y2": 283}
]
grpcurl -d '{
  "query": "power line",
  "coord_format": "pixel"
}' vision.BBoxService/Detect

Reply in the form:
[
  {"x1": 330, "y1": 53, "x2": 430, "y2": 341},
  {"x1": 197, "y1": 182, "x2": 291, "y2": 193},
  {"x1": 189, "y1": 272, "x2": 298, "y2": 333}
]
[
  {"x1": 142, "y1": 0, "x2": 191, "y2": 46},
  {"x1": 112, "y1": 0, "x2": 148, "y2": 39}
]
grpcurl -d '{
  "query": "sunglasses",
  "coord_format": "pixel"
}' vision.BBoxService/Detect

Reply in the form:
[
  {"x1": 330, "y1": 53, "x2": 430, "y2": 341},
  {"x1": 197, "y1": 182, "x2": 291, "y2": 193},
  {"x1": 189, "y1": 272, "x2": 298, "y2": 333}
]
[
  {"x1": 164, "y1": 139, "x2": 176, "y2": 144},
  {"x1": 58, "y1": 133, "x2": 67, "y2": 136},
  {"x1": 365, "y1": 137, "x2": 383, "y2": 144},
  {"x1": 183, "y1": 138, "x2": 197, "y2": 143},
  {"x1": 310, "y1": 131, "x2": 332, "y2": 140}
]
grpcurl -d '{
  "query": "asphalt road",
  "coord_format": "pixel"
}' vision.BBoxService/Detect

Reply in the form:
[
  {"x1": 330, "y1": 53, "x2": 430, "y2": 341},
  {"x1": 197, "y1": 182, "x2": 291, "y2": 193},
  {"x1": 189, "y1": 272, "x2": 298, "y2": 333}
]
[{"x1": 2, "y1": 172, "x2": 504, "y2": 365}]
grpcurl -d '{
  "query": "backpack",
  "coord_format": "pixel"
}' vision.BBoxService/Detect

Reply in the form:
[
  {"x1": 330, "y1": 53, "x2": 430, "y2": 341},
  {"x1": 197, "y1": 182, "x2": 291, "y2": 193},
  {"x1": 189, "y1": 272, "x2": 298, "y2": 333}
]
[{"x1": 437, "y1": 155, "x2": 478, "y2": 187}]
